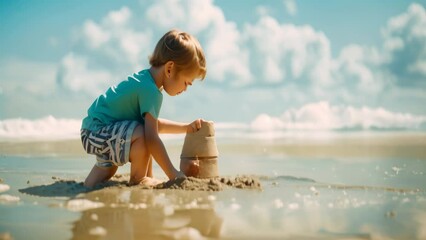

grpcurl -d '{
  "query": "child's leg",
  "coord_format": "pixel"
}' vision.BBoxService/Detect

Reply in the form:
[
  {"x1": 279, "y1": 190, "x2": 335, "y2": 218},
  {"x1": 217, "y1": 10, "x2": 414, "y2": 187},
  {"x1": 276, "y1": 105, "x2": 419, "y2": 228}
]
[
  {"x1": 147, "y1": 155, "x2": 153, "y2": 178},
  {"x1": 84, "y1": 165, "x2": 118, "y2": 188},
  {"x1": 129, "y1": 125, "x2": 151, "y2": 185}
]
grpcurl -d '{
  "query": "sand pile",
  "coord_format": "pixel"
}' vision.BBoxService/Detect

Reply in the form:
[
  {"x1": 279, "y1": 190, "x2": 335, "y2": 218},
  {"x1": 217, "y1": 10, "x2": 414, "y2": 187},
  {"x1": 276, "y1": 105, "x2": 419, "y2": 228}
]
[
  {"x1": 154, "y1": 176, "x2": 262, "y2": 191},
  {"x1": 111, "y1": 174, "x2": 262, "y2": 191},
  {"x1": 19, "y1": 175, "x2": 262, "y2": 198}
]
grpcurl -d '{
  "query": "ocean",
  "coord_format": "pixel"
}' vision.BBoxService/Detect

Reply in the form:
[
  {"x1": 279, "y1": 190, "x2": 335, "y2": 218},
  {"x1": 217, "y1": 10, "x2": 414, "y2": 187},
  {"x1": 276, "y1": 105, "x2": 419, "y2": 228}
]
[{"x1": 0, "y1": 117, "x2": 426, "y2": 239}]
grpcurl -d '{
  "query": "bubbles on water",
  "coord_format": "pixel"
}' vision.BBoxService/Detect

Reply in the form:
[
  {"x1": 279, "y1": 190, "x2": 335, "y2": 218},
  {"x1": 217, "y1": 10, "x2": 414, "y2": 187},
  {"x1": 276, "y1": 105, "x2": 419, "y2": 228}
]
[
  {"x1": 128, "y1": 203, "x2": 147, "y2": 209},
  {"x1": 207, "y1": 195, "x2": 216, "y2": 201},
  {"x1": 0, "y1": 194, "x2": 20, "y2": 203},
  {"x1": 117, "y1": 190, "x2": 131, "y2": 203},
  {"x1": 230, "y1": 203, "x2": 241, "y2": 210},
  {"x1": 273, "y1": 199, "x2": 284, "y2": 209},
  {"x1": 90, "y1": 213, "x2": 98, "y2": 221},
  {"x1": 412, "y1": 170, "x2": 424, "y2": 175},
  {"x1": 310, "y1": 186, "x2": 319, "y2": 195},
  {"x1": 66, "y1": 199, "x2": 104, "y2": 212},
  {"x1": 163, "y1": 205, "x2": 175, "y2": 216},
  {"x1": 392, "y1": 166, "x2": 402, "y2": 175},
  {"x1": 185, "y1": 200, "x2": 198, "y2": 209},
  {"x1": 89, "y1": 226, "x2": 107, "y2": 236},
  {"x1": 288, "y1": 203, "x2": 299, "y2": 210},
  {"x1": 0, "y1": 184, "x2": 10, "y2": 193}
]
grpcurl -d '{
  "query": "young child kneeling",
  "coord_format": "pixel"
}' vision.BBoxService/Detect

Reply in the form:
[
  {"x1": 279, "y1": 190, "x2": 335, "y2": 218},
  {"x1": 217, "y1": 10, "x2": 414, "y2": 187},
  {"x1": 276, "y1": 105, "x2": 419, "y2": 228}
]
[{"x1": 80, "y1": 30, "x2": 207, "y2": 187}]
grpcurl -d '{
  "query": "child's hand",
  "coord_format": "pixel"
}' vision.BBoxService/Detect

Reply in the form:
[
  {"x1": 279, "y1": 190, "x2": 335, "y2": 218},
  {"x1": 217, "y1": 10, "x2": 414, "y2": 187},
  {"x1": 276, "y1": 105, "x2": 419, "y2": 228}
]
[
  {"x1": 186, "y1": 118, "x2": 204, "y2": 133},
  {"x1": 180, "y1": 160, "x2": 199, "y2": 177},
  {"x1": 174, "y1": 170, "x2": 186, "y2": 179}
]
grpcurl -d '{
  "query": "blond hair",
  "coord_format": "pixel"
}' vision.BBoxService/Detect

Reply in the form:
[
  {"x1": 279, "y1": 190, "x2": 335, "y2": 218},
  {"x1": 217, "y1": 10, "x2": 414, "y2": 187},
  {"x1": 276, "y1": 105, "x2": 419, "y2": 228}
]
[{"x1": 149, "y1": 30, "x2": 206, "y2": 80}]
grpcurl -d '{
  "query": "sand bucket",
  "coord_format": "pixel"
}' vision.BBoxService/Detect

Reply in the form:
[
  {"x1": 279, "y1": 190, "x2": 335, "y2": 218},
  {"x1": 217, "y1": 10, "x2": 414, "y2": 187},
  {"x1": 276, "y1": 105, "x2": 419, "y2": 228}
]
[{"x1": 180, "y1": 121, "x2": 219, "y2": 178}]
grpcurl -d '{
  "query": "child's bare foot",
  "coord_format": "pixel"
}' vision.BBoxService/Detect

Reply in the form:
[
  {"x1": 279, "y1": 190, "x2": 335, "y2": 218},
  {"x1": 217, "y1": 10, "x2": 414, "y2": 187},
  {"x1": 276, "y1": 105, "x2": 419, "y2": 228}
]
[{"x1": 140, "y1": 177, "x2": 164, "y2": 186}]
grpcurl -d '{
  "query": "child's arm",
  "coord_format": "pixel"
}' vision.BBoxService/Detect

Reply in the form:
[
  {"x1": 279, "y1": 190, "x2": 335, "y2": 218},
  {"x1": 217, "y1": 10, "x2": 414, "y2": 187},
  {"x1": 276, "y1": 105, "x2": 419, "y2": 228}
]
[
  {"x1": 145, "y1": 113, "x2": 184, "y2": 179},
  {"x1": 158, "y1": 118, "x2": 203, "y2": 134}
]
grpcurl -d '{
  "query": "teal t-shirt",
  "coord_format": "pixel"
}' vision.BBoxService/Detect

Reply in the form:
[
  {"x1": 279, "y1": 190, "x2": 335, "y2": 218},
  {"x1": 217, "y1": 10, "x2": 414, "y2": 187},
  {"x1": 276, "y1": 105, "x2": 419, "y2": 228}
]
[{"x1": 81, "y1": 69, "x2": 163, "y2": 131}]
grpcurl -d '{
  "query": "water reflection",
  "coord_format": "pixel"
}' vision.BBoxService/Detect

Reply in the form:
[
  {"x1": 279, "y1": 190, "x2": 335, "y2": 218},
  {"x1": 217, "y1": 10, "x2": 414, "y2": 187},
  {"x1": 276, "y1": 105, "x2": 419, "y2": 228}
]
[{"x1": 71, "y1": 188, "x2": 222, "y2": 239}]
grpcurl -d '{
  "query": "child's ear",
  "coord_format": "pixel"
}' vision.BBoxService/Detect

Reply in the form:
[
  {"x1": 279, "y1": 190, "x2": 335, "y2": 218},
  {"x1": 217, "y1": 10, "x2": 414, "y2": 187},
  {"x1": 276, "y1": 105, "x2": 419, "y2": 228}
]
[{"x1": 165, "y1": 61, "x2": 174, "y2": 77}]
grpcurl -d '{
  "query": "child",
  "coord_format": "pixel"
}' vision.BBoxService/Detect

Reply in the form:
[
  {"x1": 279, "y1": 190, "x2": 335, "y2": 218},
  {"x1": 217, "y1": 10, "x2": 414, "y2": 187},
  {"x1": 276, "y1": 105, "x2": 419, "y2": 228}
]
[{"x1": 80, "y1": 29, "x2": 207, "y2": 188}]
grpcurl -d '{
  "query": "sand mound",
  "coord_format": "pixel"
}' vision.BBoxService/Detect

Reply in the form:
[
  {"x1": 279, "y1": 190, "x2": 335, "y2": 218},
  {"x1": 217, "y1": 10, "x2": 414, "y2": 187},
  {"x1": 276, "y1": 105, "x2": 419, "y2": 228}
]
[
  {"x1": 19, "y1": 175, "x2": 262, "y2": 198},
  {"x1": 155, "y1": 176, "x2": 262, "y2": 191},
  {"x1": 20, "y1": 180, "x2": 89, "y2": 197}
]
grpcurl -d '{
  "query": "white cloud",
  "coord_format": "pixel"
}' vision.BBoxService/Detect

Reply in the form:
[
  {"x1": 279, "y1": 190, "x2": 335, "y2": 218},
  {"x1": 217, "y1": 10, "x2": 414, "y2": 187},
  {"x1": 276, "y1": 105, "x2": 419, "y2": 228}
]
[
  {"x1": 1, "y1": 101, "x2": 425, "y2": 140},
  {"x1": 283, "y1": 0, "x2": 297, "y2": 16},
  {"x1": 57, "y1": 52, "x2": 113, "y2": 96},
  {"x1": 382, "y1": 3, "x2": 426, "y2": 87},
  {"x1": 104, "y1": 6, "x2": 131, "y2": 26},
  {"x1": 146, "y1": 0, "x2": 186, "y2": 30},
  {"x1": 57, "y1": 6, "x2": 153, "y2": 96},
  {"x1": 82, "y1": 7, "x2": 133, "y2": 50},
  {"x1": 57, "y1": 1, "x2": 423, "y2": 94},
  {"x1": 146, "y1": 0, "x2": 252, "y2": 86},
  {"x1": 333, "y1": 44, "x2": 386, "y2": 94},
  {"x1": 244, "y1": 16, "x2": 332, "y2": 86},
  {"x1": 42, "y1": 1, "x2": 426, "y2": 123},
  {"x1": 83, "y1": 20, "x2": 111, "y2": 49},
  {"x1": 265, "y1": 57, "x2": 284, "y2": 83},
  {"x1": 251, "y1": 101, "x2": 426, "y2": 131}
]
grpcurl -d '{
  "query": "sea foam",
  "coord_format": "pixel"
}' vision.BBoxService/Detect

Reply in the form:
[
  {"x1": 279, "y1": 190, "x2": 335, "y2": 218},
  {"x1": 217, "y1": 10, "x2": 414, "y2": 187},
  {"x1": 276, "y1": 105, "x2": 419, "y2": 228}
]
[
  {"x1": 0, "y1": 184, "x2": 10, "y2": 193},
  {"x1": 0, "y1": 115, "x2": 81, "y2": 140},
  {"x1": 1, "y1": 102, "x2": 425, "y2": 141}
]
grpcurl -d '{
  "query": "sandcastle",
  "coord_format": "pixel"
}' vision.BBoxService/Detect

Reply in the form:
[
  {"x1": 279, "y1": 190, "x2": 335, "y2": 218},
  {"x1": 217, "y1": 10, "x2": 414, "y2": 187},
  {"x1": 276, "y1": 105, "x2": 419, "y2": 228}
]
[{"x1": 180, "y1": 121, "x2": 219, "y2": 178}]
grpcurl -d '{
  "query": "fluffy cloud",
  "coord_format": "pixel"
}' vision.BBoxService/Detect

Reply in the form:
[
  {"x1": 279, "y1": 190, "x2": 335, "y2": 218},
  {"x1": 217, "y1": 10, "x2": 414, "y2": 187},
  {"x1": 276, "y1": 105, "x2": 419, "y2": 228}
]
[
  {"x1": 56, "y1": 1, "x2": 426, "y2": 93},
  {"x1": 333, "y1": 45, "x2": 387, "y2": 95},
  {"x1": 57, "y1": 52, "x2": 113, "y2": 96},
  {"x1": 251, "y1": 101, "x2": 426, "y2": 131},
  {"x1": 382, "y1": 3, "x2": 426, "y2": 87},
  {"x1": 283, "y1": 0, "x2": 297, "y2": 16},
  {"x1": 2, "y1": 101, "x2": 425, "y2": 140},
  {"x1": 244, "y1": 2, "x2": 426, "y2": 97},
  {"x1": 57, "y1": 0, "x2": 253, "y2": 94},
  {"x1": 146, "y1": 0, "x2": 252, "y2": 86},
  {"x1": 245, "y1": 16, "x2": 333, "y2": 87},
  {"x1": 81, "y1": 6, "x2": 151, "y2": 67},
  {"x1": 49, "y1": 1, "x2": 426, "y2": 123},
  {"x1": 56, "y1": 6, "x2": 153, "y2": 96}
]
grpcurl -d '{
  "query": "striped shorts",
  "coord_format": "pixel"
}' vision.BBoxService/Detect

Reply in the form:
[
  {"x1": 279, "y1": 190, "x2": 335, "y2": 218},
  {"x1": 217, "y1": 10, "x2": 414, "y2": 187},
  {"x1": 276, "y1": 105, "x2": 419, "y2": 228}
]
[{"x1": 81, "y1": 121, "x2": 138, "y2": 168}]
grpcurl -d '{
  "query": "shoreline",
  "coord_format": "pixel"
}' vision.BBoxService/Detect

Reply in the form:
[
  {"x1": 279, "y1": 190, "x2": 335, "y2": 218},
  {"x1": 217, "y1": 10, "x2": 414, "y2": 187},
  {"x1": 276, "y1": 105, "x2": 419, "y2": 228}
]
[{"x1": 1, "y1": 131, "x2": 425, "y2": 159}]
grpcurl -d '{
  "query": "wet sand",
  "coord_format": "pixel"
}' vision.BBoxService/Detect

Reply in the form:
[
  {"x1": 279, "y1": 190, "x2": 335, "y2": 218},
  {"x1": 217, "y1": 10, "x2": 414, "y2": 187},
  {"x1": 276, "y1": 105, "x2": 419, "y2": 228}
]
[
  {"x1": 15, "y1": 174, "x2": 260, "y2": 239},
  {"x1": 1, "y1": 132, "x2": 426, "y2": 159},
  {"x1": 19, "y1": 174, "x2": 262, "y2": 196},
  {"x1": 1, "y1": 132, "x2": 426, "y2": 239}
]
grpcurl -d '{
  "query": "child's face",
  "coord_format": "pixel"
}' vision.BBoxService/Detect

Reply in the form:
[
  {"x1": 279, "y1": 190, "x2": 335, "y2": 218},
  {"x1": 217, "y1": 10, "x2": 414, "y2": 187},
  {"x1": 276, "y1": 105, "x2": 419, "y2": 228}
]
[{"x1": 164, "y1": 68, "x2": 198, "y2": 96}]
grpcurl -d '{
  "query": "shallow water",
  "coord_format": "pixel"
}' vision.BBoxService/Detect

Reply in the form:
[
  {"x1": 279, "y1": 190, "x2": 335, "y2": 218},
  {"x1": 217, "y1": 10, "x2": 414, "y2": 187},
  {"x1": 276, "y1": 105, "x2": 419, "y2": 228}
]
[{"x1": 1, "y1": 134, "x2": 426, "y2": 239}]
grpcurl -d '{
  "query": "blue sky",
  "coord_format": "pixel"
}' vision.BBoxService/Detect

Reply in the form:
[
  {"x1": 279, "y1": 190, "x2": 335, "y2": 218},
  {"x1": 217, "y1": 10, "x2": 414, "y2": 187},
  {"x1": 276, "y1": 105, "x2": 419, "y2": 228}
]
[{"x1": 1, "y1": 0, "x2": 426, "y2": 130}]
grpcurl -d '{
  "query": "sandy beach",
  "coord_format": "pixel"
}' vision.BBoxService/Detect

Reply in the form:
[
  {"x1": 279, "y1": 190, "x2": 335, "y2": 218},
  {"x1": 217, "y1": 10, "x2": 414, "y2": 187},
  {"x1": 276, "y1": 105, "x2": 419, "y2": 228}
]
[
  {"x1": 1, "y1": 131, "x2": 425, "y2": 159},
  {"x1": 1, "y1": 132, "x2": 426, "y2": 239}
]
